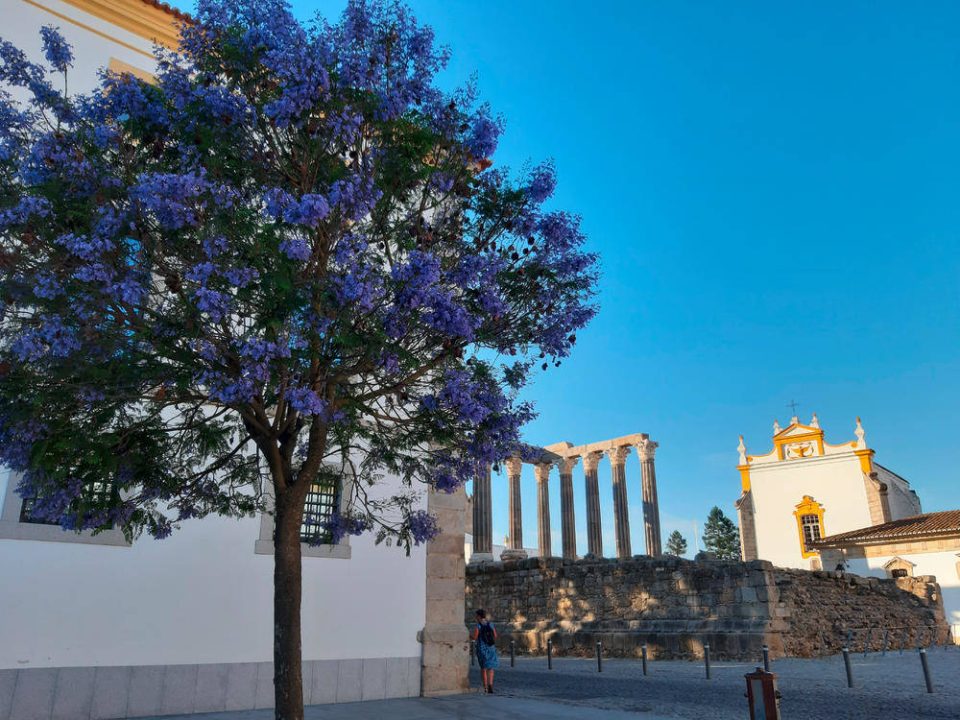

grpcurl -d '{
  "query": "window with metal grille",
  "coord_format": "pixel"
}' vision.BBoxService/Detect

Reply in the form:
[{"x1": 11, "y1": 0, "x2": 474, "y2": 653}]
[
  {"x1": 19, "y1": 479, "x2": 117, "y2": 525},
  {"x1": 300, "y1": 476, "x2": 339, "y2": 544},
  {"x1": 800, "y1": 513, "x2": 821, "y2": 549},
  {"x1": 891, "y1": 568, "x2": 908, "y2": 578}
]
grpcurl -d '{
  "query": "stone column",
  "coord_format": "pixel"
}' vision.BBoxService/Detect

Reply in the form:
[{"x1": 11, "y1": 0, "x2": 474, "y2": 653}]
[
  {"x1": 470, "y1": 464, "x2": 493, "y2": 562},
  {"x1": 608, "y1": 446, "x2": 632, "y2": 559},
  {"x1": 583, "y1": 451, "x2": 604, "y2": 557},
  {"x1": 558, "y1": 457, "x2": 579, "y2": 560},
  {"x1": 534, "y1": 462, "x2": 553, "y2": 558},
  {"x1": 637, "y1": 437, "x2": 662, "y2": 557},
  {"x1": 421, "y1": 484, "x2": 469, "y2": 696},
  {"x1": 502, "y1": 456, "x2": 527, "y2": 560}
]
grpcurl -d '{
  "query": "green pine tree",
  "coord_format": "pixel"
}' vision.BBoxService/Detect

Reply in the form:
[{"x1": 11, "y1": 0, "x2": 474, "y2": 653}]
[
  {"x1": 702, "y1": 507, "x2": 741, "y2": 560},
  {"x1": 665, "y1": 530, "x2": 688, "y2": 557}
]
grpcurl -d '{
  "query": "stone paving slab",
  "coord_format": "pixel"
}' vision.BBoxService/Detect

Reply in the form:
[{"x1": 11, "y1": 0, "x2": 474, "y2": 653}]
[{"x1": 137, "y1": 694, "x2": 674, "y2": 719}]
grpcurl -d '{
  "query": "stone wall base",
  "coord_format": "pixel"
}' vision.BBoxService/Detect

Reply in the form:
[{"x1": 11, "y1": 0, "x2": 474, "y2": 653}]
[
  {"x1": 498, "y1": 627, "x2": 777, "y2": 661},
  {"x1": 0, "y1": 657, "x2": 420, "y2": 720}
]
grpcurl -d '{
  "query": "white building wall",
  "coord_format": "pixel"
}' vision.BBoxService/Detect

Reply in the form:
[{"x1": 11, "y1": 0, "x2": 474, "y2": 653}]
[
  {"x1": 0, "y1": 468, "x2": 427, "y2": 670},
  {"x1": 750, "y1": 454, "x2": 875, "y2": 569}
]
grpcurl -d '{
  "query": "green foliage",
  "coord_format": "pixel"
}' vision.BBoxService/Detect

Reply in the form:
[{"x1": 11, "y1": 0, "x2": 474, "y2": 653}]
[
  {"x1": 665, "y1": 529, "x2": 687, "y2": 557},
  {"x1": 702, "y1": 506, "x2": 741, "y2": 560}
]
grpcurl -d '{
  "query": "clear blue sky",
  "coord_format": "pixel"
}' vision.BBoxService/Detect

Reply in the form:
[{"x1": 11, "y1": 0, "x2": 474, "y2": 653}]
[{"x1": 172, "y1": 1, "x2": 960, "y2": 554}]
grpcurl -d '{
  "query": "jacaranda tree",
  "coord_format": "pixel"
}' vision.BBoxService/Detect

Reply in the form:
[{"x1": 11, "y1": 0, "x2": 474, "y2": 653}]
[{"x1": 0, "y1": 1, "x2": 598, "y2": 716}]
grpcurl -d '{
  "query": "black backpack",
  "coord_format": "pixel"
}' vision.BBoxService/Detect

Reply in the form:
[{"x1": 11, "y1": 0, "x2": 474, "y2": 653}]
[{"x1": 479, "y1": 623, "x2": 496, "y2": 646}]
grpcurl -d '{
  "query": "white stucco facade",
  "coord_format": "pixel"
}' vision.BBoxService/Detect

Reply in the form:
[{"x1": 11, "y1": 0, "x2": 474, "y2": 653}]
[
  {"x1": 0, "y1": 466, "x2": 427, "y2": 671},
  {"x1": 735, "y1": 414, "x2": 921, "y2": 570}
]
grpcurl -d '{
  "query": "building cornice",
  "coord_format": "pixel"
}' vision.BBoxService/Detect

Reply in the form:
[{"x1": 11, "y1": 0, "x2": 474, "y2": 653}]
[{"x1": 56, "y1": 0, "x2": 184, "y2": 49}]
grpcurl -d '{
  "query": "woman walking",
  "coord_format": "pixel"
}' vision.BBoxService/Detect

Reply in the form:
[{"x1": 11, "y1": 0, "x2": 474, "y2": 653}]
[{"x1": 471, "y1": 608, "x2": 499, "y2": 693}]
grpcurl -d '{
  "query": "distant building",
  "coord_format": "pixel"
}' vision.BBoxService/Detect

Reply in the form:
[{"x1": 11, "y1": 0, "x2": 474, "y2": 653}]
[
  {"x1": 735, "y1": 414, "x2": 921, "y2": 570},
  {"x1": 735, "y1": 413, "x2": 959, "y2": 639}
]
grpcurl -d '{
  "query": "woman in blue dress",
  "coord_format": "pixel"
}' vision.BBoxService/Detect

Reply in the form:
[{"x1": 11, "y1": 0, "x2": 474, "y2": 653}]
[{"x1": 471, "y1": 608, "x2": 499, "y2": 693}]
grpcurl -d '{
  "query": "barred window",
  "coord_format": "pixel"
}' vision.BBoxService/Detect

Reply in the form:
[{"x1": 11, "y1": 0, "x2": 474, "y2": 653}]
[
  {"x1": 19, "y1": 479, "x2": 117, "y2": 526},
  {"x1": 299, "y1": 476, "x2": 339, "y2": 545},
  {"x1": 800, "y1": 513, "x2": 821, "y2": 549},
  {"x1": 18, "y1": 496, "x2": 55, "y2": 525}
]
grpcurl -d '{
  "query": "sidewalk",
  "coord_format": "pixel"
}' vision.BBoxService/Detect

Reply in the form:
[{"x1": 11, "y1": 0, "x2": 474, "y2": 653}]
[{"x1": 140, "y1": 694, "x2": 675, "y2": 719}]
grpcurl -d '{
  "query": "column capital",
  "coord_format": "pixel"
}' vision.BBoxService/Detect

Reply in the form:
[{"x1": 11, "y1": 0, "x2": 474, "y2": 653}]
[
  {"x1": 636, "y1": 437, "x2": 659, "y2": 461},
  {"x1": 505, "y1": 456, "x2": 523, "y2": 476},
  {"x1": 606, "y1": 445, "x2": 631, "y2": 465},
  {"x1": 582, "y1": 450, "x2": 603, "y2": 472},
  {"x1": 556, "y1": 456, "x2": 580, "y2": 475},
  {"x1": 534, "y1": 462, "x2": 552, "y2": 484}
]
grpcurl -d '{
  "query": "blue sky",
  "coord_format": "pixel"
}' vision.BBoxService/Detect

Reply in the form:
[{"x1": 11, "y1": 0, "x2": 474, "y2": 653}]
[{"x1": 173, "y1": 1, "x2": 960, "y2": 554}]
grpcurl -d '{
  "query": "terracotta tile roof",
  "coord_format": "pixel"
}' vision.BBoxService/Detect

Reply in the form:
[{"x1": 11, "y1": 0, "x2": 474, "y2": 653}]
[
  {"x1": 812, "y1": 510, "x2": 960, "y2": 547},
  {"x1": 141, "y1": 0, "x2": 191, "y2": 22}
]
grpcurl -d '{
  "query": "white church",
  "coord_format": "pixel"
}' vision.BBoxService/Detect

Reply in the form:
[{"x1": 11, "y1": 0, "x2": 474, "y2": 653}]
[
  {"x1": 0, "y1": 3, "x2": 469, "y2": 720},
  {"x1": 736, "y1": 413, "x2": 960, "y2": 638}
]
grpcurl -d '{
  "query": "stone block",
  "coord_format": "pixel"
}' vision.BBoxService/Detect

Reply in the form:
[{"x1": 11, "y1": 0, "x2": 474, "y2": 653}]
[
  {"x1": 159, "y1": 664, "x2": 198, "y2": 716},
  {"x1": 426, "y1": 535, "x2": 464, "y2": 555},
  {"x1": 193, "y1": 664, "x2": 229, "y2": 714},
  {"x1": 427, "y1": 555, "x2": 465, "y2": 579},
  {"x1": 384, "y1": 658, "x2": 409, "y2": 699},
  {"x1": 360, "y1": 659, "x2": 386, "y2": 701},
  {"x1": 9, "y1": 668, "x2": 56, "y2": 720},
  {"x1": 310, "y1": 660, "x2": 339, "y2": 705},
  {"x1": 51, "y1": 667, "x2": 95, "y2": 720},
  {"x1": 90, "y1": 667, "x2": 130, "y2": 720},
  {"x1": 425, "y1": 601, "x2": 466, "y2": 626},
  {"x1": 223, "y1": 663, "x2": 258, "y2": 712},
  {"x1": 426, "y1": 579, "x2": 465, "y2": 602},
  {"x1": 421, "y1": 665, "x2": 468, "y2": 696},
  {"x1": 336, "y1": 660, "x2": 362, "y2": 703},
  {"x1": 0, "y1": 670, "x2": 17, "y2": 720},
  {"x1": 253, "y1": 662, "x2": 274, "y2": 710},
  {"x1": 126, "y1": 665, "x2": 165, "y2": 718}
]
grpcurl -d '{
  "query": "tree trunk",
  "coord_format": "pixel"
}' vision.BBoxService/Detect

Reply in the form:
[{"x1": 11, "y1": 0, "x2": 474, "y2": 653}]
[{"x1": 273, "y1": 496, "x2": 304, "y2": 720}]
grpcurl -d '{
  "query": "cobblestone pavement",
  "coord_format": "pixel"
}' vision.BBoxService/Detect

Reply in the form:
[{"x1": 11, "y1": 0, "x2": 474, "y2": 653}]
[{"x1": 472, "y1": 648, "x2": 960, "y2": 718}]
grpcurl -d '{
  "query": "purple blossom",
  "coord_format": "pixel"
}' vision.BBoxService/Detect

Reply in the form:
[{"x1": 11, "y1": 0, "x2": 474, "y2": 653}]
[
  {"x1": 321, "y1": 511, "x2": 369, "y2": 545},
  {"x1": 526, "y1": 161, "x2": 557, "y2": 203},
  {"x1": 407, "y1": 509, "x2": 439, "y2": 544},
  {"x1": 465, "y1": 109, "x2": 502, "y2": 159},
  {"x1": 286, "y1": 387, "x2": 327, "y2": 416},
  {"x1": 39, "y1": 26, "x2": 72, "y2": 73},
  {"x1": 283, "y1": 193, "x2": 330, "y2": 227},
  {"x1": 279, "y1": 236, "x2": 311, "y2": 261}
]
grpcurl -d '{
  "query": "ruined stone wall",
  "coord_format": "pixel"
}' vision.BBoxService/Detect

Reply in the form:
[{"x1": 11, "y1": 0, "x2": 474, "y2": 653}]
[
  {"x1": 775, "y1": 568, "x2": 946, "y2": 656},
  {"x1": 465, "y1": 556, "x2": 946, "y2": 660}
]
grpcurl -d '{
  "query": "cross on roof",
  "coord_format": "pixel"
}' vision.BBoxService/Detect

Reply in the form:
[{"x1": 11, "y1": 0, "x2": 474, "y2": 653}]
[{"x1": 786, "y1": 400, "x2": 800, "y2": 415}]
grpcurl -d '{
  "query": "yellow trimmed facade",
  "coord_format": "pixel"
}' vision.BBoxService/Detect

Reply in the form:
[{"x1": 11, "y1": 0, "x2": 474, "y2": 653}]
[{"x1": 735, "y1": 414, "x2": 921, "y2": 569}]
